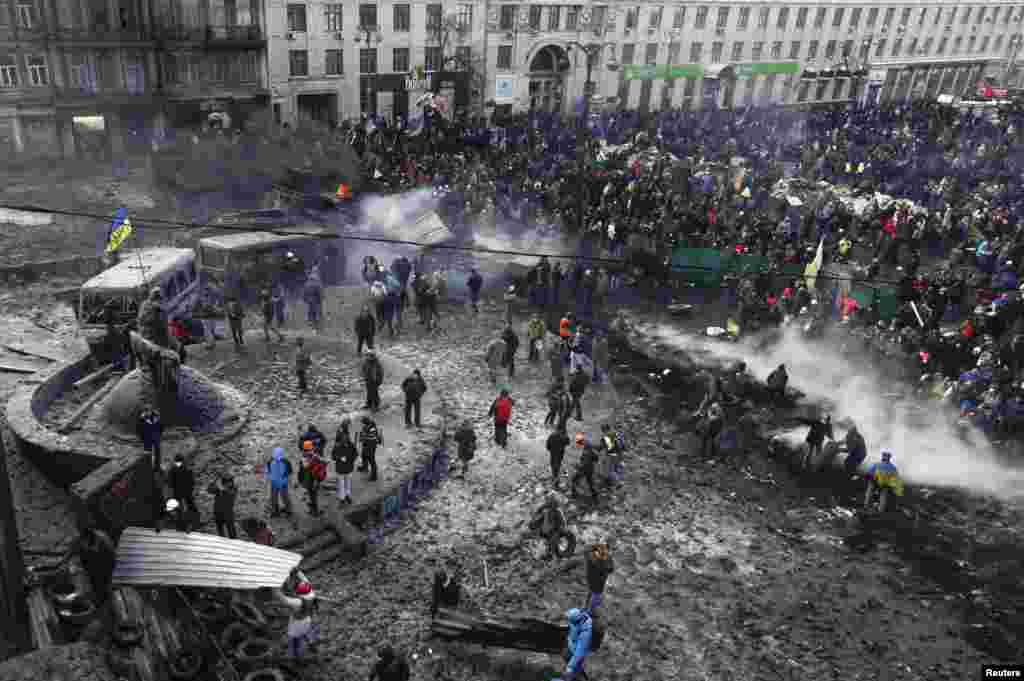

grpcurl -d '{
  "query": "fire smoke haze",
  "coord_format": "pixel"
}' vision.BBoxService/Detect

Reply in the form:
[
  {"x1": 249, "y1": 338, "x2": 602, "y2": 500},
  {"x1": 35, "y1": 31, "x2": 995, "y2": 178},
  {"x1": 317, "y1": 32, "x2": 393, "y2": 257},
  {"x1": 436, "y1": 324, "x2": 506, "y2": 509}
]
[{"x1": 644, "y1": 322, "x2": 1024, "y2": 502}]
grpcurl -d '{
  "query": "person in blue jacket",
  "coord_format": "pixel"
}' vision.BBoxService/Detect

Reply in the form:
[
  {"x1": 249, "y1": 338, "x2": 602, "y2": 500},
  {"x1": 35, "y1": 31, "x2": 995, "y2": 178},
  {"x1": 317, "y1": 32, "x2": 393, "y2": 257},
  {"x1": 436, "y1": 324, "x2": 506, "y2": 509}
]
[
  {"x1": 559, "y1": 608, "x2": 593, "y2": 681},
  {"x1": 266, "y1": 447, "x2": 293, "y2": 517}
]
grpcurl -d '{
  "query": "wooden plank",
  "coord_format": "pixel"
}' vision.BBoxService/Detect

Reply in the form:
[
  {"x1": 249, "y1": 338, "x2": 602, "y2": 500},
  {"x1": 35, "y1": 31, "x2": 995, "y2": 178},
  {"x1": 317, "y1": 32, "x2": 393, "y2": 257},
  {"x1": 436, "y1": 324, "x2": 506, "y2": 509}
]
[
  {"x1": 2, "y1": 342, "x2": 64, "y2": 363},
  {"x1": 73, "y1": 363, "x2": 115, "y2": 389},
  {"x1": 0, "y1": 363, "x2": 38, "y2": 374},
  {"x1": 57, "y1": 378, "x2": 118, "y2": 434}
]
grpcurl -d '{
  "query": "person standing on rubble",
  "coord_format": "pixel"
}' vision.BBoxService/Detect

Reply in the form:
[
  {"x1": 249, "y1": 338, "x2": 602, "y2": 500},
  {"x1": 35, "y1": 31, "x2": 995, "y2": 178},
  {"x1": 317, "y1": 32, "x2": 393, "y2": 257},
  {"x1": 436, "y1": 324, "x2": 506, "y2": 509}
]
[
  {"x1": 570, "y1": 434, "x2": 600, "y2": 504},
  {"x1": 355, "y1": 304, "x2": 376, "y2": 355},
  {"x1": 227, "y1": 296, "x2": 245, "y2": 348},
  {"x1": 401, "y1": 368, "x2": 427, "y2": 428},
  {"x1": 168, "y1": 454, "x2": 198, "y2": 520},
  {"x1": 331, "y1": 419, "x2": 358, "y2": 506},
  {"x1": 356, "y1": 415, "x2": 382, "y2": 482},
  {"x1": 546, "y1": 425, "x2": 571, "y2": 488},
  {"x1": 453, "y1": 420, "x2": 477, "y2": 477},
  {"x1": 361, "y1": 350, "x2": 384, "y2": 411},
  {"x1": 584, "y1": 543, "x2": 614, "y2": 612},
  {"x1": 488, "y1": 389, "x2": 514, "y2": 448},
  {"x1": 209, "y1": 474, "x2": 238, "y2": 539},
  {"x1": 467, "y1": 268, "x2": 483, "y2": 315},
  {"x1": 266, "y1": 447, "x2": 294, "y2": 517},
  {"x1": 260, "y1": 287, "x2": 285, "y2": 343}
]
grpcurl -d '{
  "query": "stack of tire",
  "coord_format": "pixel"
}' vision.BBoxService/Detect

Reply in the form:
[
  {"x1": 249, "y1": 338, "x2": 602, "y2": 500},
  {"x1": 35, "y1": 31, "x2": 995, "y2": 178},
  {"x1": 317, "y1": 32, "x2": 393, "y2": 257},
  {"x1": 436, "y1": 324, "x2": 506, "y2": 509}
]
[
  {"x1": 47, "y1": 566, "x2": 98, "y2": 639},
  {"x1": 195, "y1": 590, "x2": 285, "y2": 681},
  {"x1": 105, "y1": 587, "x2": 157, "y2": 681}
]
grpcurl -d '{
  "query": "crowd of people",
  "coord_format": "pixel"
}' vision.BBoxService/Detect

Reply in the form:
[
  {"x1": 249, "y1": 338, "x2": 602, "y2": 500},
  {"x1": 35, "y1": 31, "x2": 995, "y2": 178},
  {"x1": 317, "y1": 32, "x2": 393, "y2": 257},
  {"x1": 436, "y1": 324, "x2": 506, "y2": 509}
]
[{"x1": 128, "y1": 96, "x2": 1024, "y2": 679}]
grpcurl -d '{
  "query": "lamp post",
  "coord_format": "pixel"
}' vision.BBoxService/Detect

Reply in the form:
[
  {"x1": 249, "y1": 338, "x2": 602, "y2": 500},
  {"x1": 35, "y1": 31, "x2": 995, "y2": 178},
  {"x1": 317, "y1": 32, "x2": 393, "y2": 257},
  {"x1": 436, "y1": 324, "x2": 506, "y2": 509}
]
[
  {"x1": 357, "y1": 24, "x2": 382, "y2": 116},
  {"x1": 565, "y1": 41, "x2": 617, "y2": 234}
]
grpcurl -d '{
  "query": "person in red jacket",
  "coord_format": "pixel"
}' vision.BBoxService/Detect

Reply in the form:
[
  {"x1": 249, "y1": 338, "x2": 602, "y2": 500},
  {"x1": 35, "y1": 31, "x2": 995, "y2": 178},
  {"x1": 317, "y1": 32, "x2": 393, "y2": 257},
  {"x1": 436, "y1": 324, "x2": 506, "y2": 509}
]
[{"x1": 488, "y1": 389, "x2": 514, "y2": 448}]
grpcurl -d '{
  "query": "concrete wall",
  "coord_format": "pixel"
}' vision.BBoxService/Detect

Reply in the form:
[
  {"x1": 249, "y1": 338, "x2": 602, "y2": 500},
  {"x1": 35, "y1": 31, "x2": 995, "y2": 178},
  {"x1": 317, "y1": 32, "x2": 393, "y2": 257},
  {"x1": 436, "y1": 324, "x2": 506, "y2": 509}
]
[{"x1": 5, "y1": 354, "x2": 111, "y2": 489}]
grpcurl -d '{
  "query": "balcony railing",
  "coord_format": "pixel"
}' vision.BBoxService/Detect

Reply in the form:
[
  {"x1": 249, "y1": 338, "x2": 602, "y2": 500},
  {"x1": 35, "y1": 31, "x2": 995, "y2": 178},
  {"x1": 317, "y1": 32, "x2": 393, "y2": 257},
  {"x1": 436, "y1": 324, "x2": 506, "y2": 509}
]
[
  {"x1": 206, "y1": 25, "x2": 263, "y2": 41},
  {"x1": 155, "y1": 24, "x2": 264, "y2": 44},
  {"x1": 51, "y1": 27, "x2": 154, "y2": 42}
]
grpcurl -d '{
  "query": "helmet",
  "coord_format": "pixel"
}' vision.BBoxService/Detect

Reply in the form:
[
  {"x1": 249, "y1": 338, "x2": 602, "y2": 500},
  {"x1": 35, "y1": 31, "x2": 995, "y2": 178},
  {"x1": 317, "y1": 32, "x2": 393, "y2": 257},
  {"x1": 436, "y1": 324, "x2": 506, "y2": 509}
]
[
  {"x1": 303, "y1": 440, "x2": 313, "y2": 451},
  {"x1": 165, "y1": 499, "x2": 179, "y2": 512}
]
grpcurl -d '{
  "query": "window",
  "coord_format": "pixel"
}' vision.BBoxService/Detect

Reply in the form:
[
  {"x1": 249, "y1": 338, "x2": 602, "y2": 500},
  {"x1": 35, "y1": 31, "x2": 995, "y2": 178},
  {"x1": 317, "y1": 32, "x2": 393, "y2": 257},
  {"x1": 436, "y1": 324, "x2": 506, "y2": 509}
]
[
  {"x1": 711, "y1": 41, "x2": 723, "y2": 61},
  {"x1": 891, "y1": 39, "x2": 901, "y2": 57},
  {"x1": 980, "y1": 36, "x2": 990, "y2": 53},
  {"x1": 694, "y1": 6, "x2": 707, "y2": 29},
  {"x1": 393, "y1": 4, "x2": 410, "y2": 31},
  {"x1": 883, "y1": 8, "x2": 895, "y2": 26},
  {"x1": 238, "y1": 53, "x2": 257, "y2": 81},
  {"x1": 874, "y1": 38, "x2": 886, "y2": 57},
  {"x1": 992, "y1": 7, "x2": 1001, "y2": 24},
  {"x1": 528, "y1": 5, "x2": 540, "y2": 29},
  {"x1": 954, "y1": 36, "x2": 962, "y2": 53},
  {"x1": 948, "y1": 8, "x2": 957, "y2": 23},
  {"x1": 859, "y1": 40, "x2": 870, "y2": 60},
  {"x1": 995, "y1": 35, "x2": 1004, "y2": 53},
  {"x1": 968, "y1": 36, "x2": 976, "y2": 53},
  {"x1": 591, "y1": 6, "x2": 605, "y2": 29},
  {"x1": 850, "y1": 7, "x2": 861, "y2": 29},
  {"x1": 286, "y1": 4, "x2": 307, "y2": 32},
  {"x1": 716, "y1": 6, "x2": 729, "y2": 28},
  {"x1": 842, "y1": 40, "x2": 853, "y2": 58},
  {"x1": 866, "y1": 7, "x2": 878, "y2": 27},
  {"x1": 16, "y1": 1, "x2": 36, "y2": 28},
  {"x1": 737, "y1": 7, "x2": 748, "y2": 29},
  {"x1": 730, "y1": 41, "x2": 743, "y2": 61},
  {"x1": 962, "y1": 7, "x2": 971, "y2": 24},
  {"x1": 325, "y1": 4, "x2": 342, "y2": 31},
  {"x1": 918, "y1": 8, "x2": 927, "y2": 26},
  {"x1": 922, "y1": 37, "x2": 933, "y2": 55},
  {"x1": 815, "y1": 80, "x2": 827, "y2": 100},
  {"x1": 667, "y1": 42, "x2": 680, "y2": 63},
  {"x1": 621, "y1": 43, "x2": 634, "y2": 64},
  {"x1": 832, "y1": 78, "x2": 844, "y2": 100},
  {"x1": 358, "y1": 3, "x2": 376, "y2": 29},
  {"x1": 650, "y1": 7, "x2": 662, "y2": 28},
  {"x1": 907, "y1": 37, "x2": 917, "y2": 55},
  {"x1": 832, "y1": 7, "x2": 844, "y2": 27},
  {"x1": 807, "y1": 40, "x2": 818, "y2": 60},
  {"x1": 683, "y1": 77, "x2": 694, "y2": 96},
  {"x1": 544, "y1": 5, "x2": 558, "y2": 30},
  {"x1": 0, "y1": 55, "x2": 16, "y2": 87},
  {"x1": 289, "y1": 49, "x2": 308, "y2": 76},
  {"x1": 392, "y1": 47, "x2": 408, "y2": 72},
  {"x1": 937, "y1": 37, "x2": 947, "y2": 54},
  {"x1": 976, "y1": 7, "x2": 986, "y2": 24},
  {"x1": 426, "y1": 4, "x2": 441, "y2": 31},
  {"x1": 424, "y1": 45, "x2": 441, "y2": 71},
  {"x1": 776, "y1": 7, "x2": 788, "y2": 29},
  {"x1": 625, "y1": 7, "x2": 638, "y2": 29},
  {"x1": 566, "y1": 5, "x2": 579, "y2": 30},
  {"x1": 209, "y1": 55, "x2": 229, "y2": 82},
  {"x1": 360, "y1": 47, "x2": 377, "y2": 72},
  {"x1": 757, "y1": 6, "x2": 769, "y2": 28},
  {"x1": 499, "y1": 5, "x2": 515, "y2": 30},
  {"x1": 825, "y1": 40, "x2": 836, "y2": 59},
  {"x1": 751, "y1": 41, "x2": 763, "y2": 61},
  {"x1": 497, "y1": 45, "x2": 512, "y2": 68},
  {"x1": 900, "y1": 7, "x2": 911, "y2": 25},
  {"x1": 934, "y1": 7, "x2": 942, "y2": 25},
  {"x1": 672, "y1": 7, "x2": 684, "y2": 28},
  {"x1": 689, "y1": 42, "x2": 702, "y2": 62},
  {"x1": 813, "y1": 8, "x2": 825, "y2": 28},
  {"x1": 788, "y1": 41, "x2": 799, "y2": 60},
  {"x1": 770, "y1": 40, "x2": 781, "y2": 59},
  {"x1": 455, "y1": 45, "x2": 470, "y2": 65},
  {"x1": 26, "y1": 55, "x2": 48, "y2": 85},
  {"x1": 645, "y1": 43, "x2": 657, "y2": 64},
  {"x1": 795, "y1": 7, "x2": 807, "y2": 28}
]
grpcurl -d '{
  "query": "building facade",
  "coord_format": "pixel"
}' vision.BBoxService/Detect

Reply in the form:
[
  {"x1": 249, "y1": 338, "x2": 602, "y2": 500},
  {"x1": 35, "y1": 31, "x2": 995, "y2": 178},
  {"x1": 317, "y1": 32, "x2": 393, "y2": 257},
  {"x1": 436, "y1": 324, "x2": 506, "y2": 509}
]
[{"x1": 0, "y1": 0, "x2": 268, "y2": 160}]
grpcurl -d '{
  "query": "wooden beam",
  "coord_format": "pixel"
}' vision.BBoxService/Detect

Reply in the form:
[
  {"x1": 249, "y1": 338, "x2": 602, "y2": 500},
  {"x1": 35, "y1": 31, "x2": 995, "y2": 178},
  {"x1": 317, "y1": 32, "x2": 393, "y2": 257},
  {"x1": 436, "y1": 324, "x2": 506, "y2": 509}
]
[
  {"x1": 1, "y1": 343, "x2": 61, "y2": 362},
  {"x1": 0, "y1": 364, "x2": 37, "y2": 375},
  {"x1": 73, "y1": 363, "x2": 115, "y2": 389},
  {"x1": 57, "y1": 378, "x2": 118, "y2": 434}
]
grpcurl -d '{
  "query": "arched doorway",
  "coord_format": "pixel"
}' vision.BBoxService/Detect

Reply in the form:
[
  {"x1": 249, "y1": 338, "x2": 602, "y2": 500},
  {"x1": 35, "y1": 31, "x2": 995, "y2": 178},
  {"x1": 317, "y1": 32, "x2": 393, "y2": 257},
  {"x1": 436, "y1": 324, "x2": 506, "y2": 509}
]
[{"x1": 528, "y1": 45, "x2": 569, "y2": 113}]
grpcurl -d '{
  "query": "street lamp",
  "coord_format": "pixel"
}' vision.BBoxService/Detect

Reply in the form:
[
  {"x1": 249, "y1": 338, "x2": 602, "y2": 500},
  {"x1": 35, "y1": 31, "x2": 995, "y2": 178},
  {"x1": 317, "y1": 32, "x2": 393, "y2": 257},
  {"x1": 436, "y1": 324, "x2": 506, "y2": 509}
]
[
  {"x1": 356, "y1": 24, "x2": 383, "y2": 115},
  {"x1": 564, "y1": 41, "x2": 618, "y2": 234}
]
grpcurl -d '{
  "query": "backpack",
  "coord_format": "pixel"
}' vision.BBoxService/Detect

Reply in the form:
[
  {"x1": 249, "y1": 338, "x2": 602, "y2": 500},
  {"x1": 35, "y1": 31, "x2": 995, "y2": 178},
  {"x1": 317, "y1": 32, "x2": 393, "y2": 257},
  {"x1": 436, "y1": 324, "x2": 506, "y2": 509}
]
[
  {"x1": 588, "y1": 609, "x2": 605, "y2": 652},
  {"x1": 309, "y1": 457, "x2": 327, "y2": 482},
  {"x1": 614, "y1": 431, "x2": 627, "y2": 452}
]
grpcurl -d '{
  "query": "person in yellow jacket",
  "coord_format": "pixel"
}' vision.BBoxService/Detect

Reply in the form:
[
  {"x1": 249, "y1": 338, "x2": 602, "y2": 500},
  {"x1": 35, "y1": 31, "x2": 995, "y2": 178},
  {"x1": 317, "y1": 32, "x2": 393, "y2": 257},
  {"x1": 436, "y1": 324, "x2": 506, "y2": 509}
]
[{"x1": 527, "y1": 313, "x2": 546, "y2": 362}]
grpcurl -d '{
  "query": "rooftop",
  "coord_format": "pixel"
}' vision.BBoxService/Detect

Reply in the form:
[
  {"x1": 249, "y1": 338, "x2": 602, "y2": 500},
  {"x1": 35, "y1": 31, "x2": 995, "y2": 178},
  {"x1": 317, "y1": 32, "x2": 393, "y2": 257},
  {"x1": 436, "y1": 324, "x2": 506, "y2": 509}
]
[{"x1": 81, "y1": 248, "x2": 195, "y2": 293}]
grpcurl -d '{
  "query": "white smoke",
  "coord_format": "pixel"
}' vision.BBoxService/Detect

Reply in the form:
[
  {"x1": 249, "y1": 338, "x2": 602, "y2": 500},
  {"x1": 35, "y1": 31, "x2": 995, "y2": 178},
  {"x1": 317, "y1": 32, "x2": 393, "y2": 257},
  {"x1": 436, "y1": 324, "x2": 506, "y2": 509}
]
[{"x1": 642, "y1": 320, "x2": 1024, "y2": 501}]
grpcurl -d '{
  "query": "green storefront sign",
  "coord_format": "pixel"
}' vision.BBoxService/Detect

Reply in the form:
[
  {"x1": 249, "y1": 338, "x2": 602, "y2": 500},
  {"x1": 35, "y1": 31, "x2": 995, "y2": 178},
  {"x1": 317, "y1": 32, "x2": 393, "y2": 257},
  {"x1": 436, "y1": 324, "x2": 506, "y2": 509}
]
[
  {"x1": 624, "y1": 62, "x2": 801, "y2": 81},
  {"x1": 623, "y1": 64, "x2": 704, "y2": 81}
]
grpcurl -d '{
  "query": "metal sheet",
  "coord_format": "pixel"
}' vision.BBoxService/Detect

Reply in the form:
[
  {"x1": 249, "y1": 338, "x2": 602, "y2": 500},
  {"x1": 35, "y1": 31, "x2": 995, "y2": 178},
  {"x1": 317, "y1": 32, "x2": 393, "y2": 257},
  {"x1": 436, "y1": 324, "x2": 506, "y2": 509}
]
[
  {"x1": 408, "y1": 211, "x2": 452, "y2": 247},
  {"x1": 112, "y1": 527, "x2": 303, "y2": 590},
  {"x1": 81, "y1": 248, "x2": 195, "y2": 293}
]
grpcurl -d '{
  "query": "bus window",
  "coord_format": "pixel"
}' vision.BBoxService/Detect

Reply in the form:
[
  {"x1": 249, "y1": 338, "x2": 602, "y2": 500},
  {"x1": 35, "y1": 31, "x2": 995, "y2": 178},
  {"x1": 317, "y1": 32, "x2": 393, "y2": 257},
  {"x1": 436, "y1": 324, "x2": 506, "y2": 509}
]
[
  {"x1": 164, "y1": 275, "x2": 179, "y2": 299},
  {"x1": 188, "y1": 262, "x2": 197, "y2": 281},
  {"x1": 200, "y1": 246, "x2": 228, "y2": 270},
  {"x1": 176, "y1": 271, "x2": 189, "y2": 292}
]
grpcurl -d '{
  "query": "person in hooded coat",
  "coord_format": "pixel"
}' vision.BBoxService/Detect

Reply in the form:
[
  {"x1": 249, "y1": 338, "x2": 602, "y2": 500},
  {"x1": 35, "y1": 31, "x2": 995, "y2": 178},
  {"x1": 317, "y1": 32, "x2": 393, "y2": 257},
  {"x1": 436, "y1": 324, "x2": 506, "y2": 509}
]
[
  {"x1": 209, "y1": 474, "x2": 238, "y2": 539},
  {"x1": 453, "y1": 420, "x2": 477, "y2": 477},
  {"x1": 484, "y1": 335, "x2": 507, "y2": 384},
  {"x1": 266, "y1": 447, "x2": 293, "y2": 516},
  {"x1": 332, "y1": 419, "x2": 358, "y2": 505}
]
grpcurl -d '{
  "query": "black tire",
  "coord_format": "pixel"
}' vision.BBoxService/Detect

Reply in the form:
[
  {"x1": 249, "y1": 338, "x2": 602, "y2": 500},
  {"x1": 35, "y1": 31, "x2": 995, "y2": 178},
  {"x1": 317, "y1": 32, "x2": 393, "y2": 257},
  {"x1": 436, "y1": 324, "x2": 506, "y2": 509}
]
[
  {"x1": 58, "y1": 596, "x2": 97, "y2": 627},
  {"x1": 554, "y1": 531, "x2": 576, "y2": 558},
  {"x1": 220, "y1": 622, "x2": 252, "y2": 652},
  {"x1": 168, "y1": 648, "x2": 204, "y2": 680},
  {"x1": 230, "y1": 601, "x2": 268, "y2": 630},
  {"x1": 241, "y1": 669, "x2": 286, "y2": 681},
  {"x1": 107, "y1": 646, "x2": 135, "y2": 676},
  {"x1": 48, "y1": 581, "x2": 83, "y2": 606},
  {"x1": 234, "y1": 637, "x2": 276, "y2": 666},
  {"x1": 112, "y1": 621, "x2": 145, "y2": 647}
]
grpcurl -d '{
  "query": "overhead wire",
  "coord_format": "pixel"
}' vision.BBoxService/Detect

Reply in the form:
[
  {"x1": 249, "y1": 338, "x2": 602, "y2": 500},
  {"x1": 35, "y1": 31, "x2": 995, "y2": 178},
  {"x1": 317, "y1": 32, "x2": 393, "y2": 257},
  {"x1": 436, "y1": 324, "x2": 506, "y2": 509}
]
[{"x1": 0, "y1": 200, "x2": 966, "y2": 289}]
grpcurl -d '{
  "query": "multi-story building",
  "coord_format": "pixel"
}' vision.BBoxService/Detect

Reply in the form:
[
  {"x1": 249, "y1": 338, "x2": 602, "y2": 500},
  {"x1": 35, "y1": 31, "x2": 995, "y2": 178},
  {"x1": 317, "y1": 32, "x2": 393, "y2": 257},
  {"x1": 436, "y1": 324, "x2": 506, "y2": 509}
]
[
  {"x1": 266, "y1": 0, "x2": 486, "y2": 126},
  {"x1": 490, "y1": 0, "x2": 1024, "y2": 114},
  {"x1": 0, "y1": 0, "x2": 268, "y2": 160}
]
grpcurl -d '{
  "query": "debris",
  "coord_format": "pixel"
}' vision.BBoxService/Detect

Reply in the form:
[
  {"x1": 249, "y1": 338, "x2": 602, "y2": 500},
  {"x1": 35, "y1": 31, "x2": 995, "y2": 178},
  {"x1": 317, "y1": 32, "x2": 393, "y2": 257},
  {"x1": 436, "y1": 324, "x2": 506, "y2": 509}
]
[{"x1": 0, "y1": 363, "x2": 38, "y2": 374}]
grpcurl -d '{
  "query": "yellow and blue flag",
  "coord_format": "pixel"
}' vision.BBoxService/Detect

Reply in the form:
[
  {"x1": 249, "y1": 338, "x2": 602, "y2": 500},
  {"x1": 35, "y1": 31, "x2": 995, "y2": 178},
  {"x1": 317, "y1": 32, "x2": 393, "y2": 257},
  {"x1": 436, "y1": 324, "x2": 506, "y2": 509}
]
[
  {"x1": 105, "y1": 207, "x2": 132, "y2": 254},
  {"x1": 803, "y1": 239, "x2": 824, "y2": 291}
]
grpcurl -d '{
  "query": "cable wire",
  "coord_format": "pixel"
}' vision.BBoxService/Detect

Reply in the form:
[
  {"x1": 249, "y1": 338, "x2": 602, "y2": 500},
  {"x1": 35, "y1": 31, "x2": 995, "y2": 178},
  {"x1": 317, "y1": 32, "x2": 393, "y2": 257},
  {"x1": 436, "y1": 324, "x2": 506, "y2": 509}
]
[{"x1": 0, "y1": 200, "x2": 968, "y2": 289}]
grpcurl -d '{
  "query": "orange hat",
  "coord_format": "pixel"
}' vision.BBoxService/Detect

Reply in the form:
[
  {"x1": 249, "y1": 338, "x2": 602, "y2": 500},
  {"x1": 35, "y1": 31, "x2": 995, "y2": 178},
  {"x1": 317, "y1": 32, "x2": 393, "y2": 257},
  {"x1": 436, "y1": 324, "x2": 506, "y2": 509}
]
[{"x1": 303, "y1": 440, "x2": 313, "y2": 451}]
